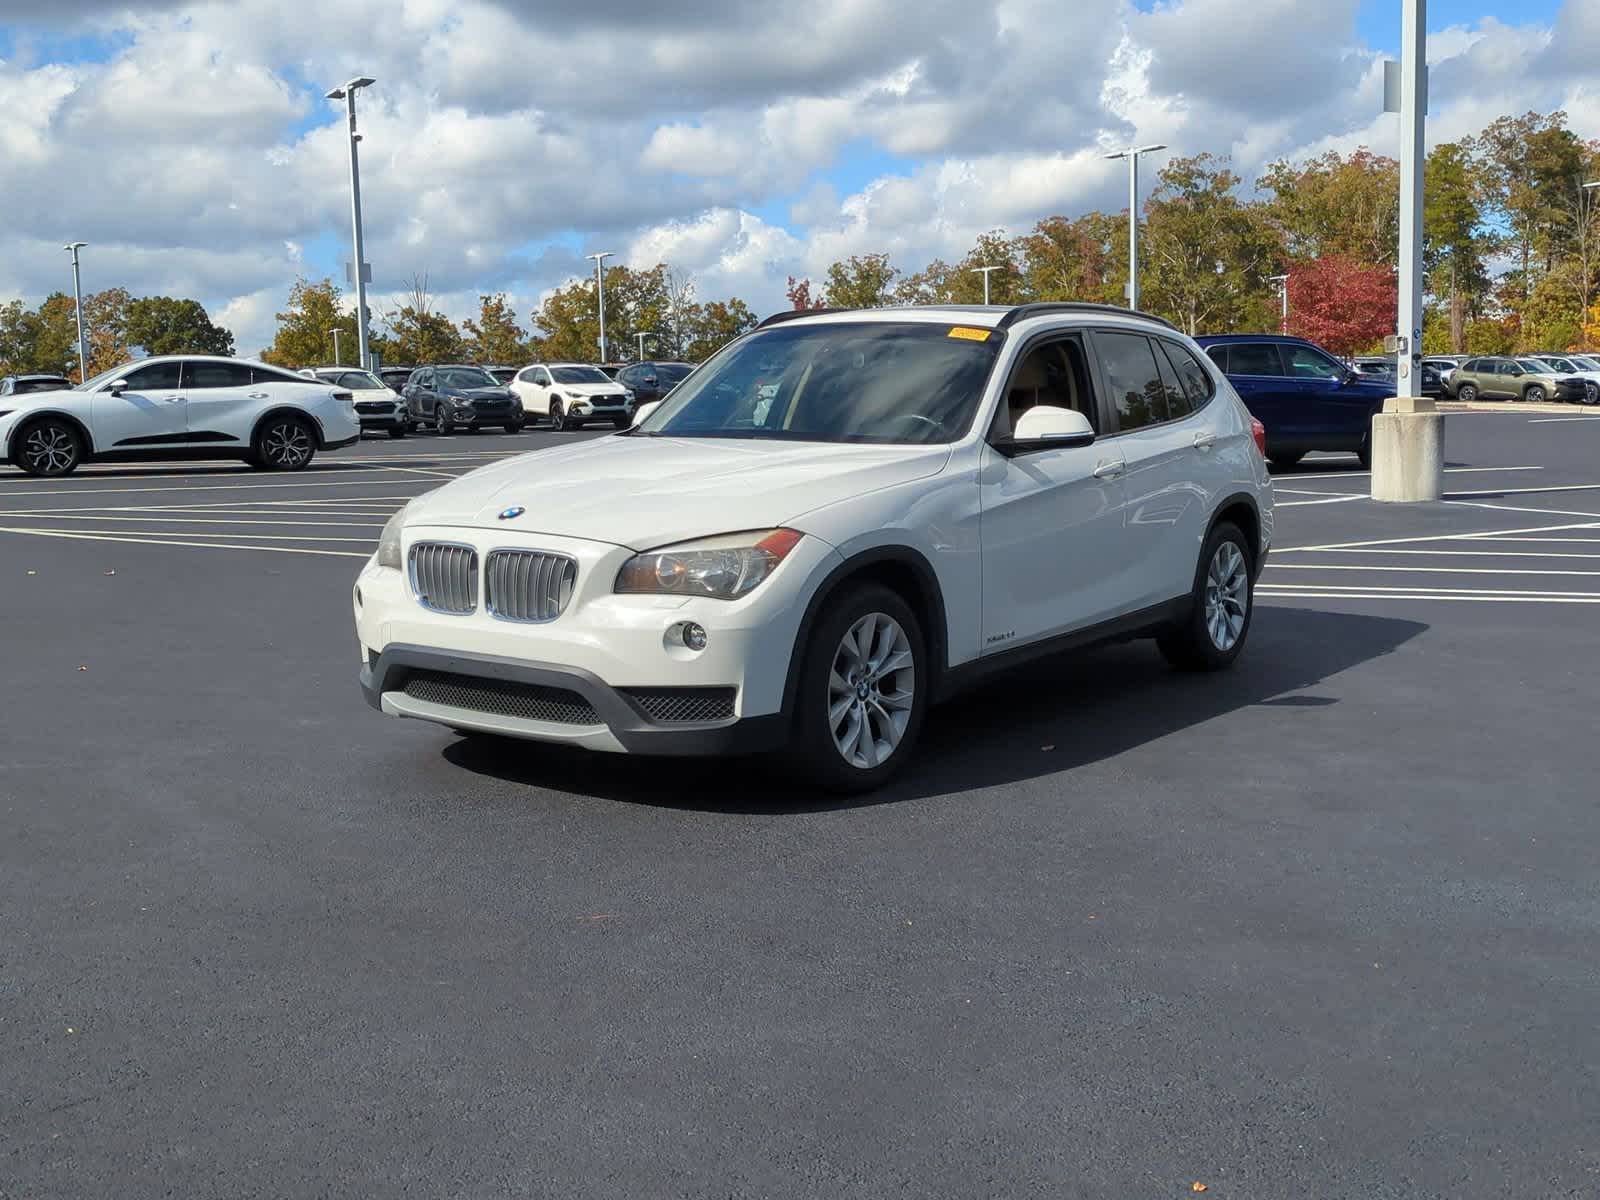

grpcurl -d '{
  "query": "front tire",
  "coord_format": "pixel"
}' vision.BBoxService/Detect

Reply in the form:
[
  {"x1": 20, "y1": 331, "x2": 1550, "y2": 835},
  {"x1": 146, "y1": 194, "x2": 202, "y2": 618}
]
[
  {"x1": 791, "y1": 584, "x2": 927, "y2": 794},
  {"x1": 435, "y1": 410, "x2": 454, "y2": 436},
  {"x1": 1525, "y1": 385, "x2": 1546, "y2": 404},
  {"x1": 252, "y1": 415, "x2": 316, "y2": 471},
  {"x1": 1157, "y1": 522, "x2": 1254, "y2": 672},
  {"x1": 387, "y1": 426, "x2": 407, "y2": 439},
  {"x1": 1456, "y1": 383, "x2": 1477, "y2": 402},
  {"x1": 14, "y1": 417, "x2": 84, "y2": 477},
  {"x1": 611, "y1": 416, "x2": 630, "y2": 430},
  {"x1": 504, "y1": 421, "x2": 524, "y2": 434},
  {"x1": 549, "y1": 402, "x2": 566, "y2": 432}
]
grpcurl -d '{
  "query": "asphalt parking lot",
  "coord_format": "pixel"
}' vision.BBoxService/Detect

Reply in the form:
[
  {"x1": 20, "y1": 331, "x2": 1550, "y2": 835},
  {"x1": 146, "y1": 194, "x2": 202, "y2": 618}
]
[{"x1": 4, "y1": 412, "x2": 1599, "y2": 1197}]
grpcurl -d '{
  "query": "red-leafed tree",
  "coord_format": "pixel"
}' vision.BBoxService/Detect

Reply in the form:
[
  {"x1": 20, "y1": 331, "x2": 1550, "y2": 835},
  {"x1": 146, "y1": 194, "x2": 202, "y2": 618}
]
[
  {"x1": 1287, "y1": 256, "x2": 1396, "y2": 356},
  {"x1": 785, "y1": 275, "x2": 826, "y2": 311}
]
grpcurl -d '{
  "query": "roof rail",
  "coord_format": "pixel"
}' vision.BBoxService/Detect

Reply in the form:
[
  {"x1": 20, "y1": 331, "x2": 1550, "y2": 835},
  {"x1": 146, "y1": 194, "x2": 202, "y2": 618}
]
[
  {"x1": 996, "y1": 302, "x2": 1178, "y2": 332},
  {"x1": 757, "y1": 307, "x2": 848, "y2": 328}
]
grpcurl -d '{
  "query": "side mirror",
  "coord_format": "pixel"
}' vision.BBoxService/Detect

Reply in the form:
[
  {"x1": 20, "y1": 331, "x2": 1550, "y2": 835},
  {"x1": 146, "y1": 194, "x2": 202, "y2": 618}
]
[
  {"x1": 107, "y1": 378, "x2": 128, "y2": 395},
  {"x1": 631, "y1": 401, "x2": 662, "y2": 428},
  {"x1": 994, "y1": 406, "x2": 1095, "y2": 456},
  {"x1": 642, "y1": 375, "x2": 658, "y2": 387}
]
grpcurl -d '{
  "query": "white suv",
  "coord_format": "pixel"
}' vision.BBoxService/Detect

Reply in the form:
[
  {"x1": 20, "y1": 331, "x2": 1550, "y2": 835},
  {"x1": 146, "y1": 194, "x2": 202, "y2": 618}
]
[
  {"x1": 1, "y1": 355, "x2": 360, "y2": 476},
  {"x1": 355, "y1": 305, "x2": 1274, "y2": 792},
  {"x1": 509, "y1": 363, "x2": 635, "y2": 430}
]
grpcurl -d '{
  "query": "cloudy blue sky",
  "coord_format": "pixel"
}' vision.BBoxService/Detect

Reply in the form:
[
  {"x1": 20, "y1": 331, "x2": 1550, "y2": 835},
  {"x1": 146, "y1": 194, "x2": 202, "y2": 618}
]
[{"x1": 0, "y1": 0, "x2": 1594, "y2": 354}]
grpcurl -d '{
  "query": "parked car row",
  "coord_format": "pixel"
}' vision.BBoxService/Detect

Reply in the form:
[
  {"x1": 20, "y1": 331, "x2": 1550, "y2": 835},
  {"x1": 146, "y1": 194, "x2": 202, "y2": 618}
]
[{"x1": 1444, "y1": 356, "x2": 1600, "y2": 404}]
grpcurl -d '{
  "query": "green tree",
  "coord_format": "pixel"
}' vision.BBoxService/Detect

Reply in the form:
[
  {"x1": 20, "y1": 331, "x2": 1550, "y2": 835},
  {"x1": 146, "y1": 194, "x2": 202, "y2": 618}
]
[
  {"x1": 1258, "y1": 149, "x2": 1400, "y2": 267},
  {"x1": 261, "y1": 277, "x2": 357, "y2": 367},
  {"x1": 1142, "y1": 155, "x2": 1283, "y2": 334},
  {"x1": 380, "y1": 274, "x2": 464, "y2": 365},
  {"x1": 531, "y1": 263, "x2": 674, "y2": 363},
  {"x1": 682, "y1": 298, "x2": 757, "y2": 361},
  {"x1": 1473, "y1": 112, "x2": 1584, "y2": 306},
  {"x1": 1016, "y1": 212, "x2": 1127, "y2": 305},
  {"x1": 461, "y1": 293, "x2": 531, "y2": 364},
  {"x1": 822, "y1": 253, "x2": 899, "y2": 308},
  {"x1": 1423, "y1": 142, "x2": 1495, "y2": 353},
  {"x1": 125, "y1": 296, "x2": 234, "y2": 358},
  {"x1": 0, "y1": 299, "x2": 44, "y2": 376},
  {"x1": 32, "y1": 294, "x2": 82, "y2": 379},
  {"x1": 943, "y1": 231, "x2": 1027, "y2": 305}
]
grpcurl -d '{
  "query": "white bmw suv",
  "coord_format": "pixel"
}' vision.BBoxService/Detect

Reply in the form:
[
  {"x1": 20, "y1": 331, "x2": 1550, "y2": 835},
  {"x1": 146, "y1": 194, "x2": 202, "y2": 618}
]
[
  {"x1": 1, "y1": 355, "x2": 360, "y2": 476},
  {"x1": 355, "y1": 305, "x2": 1273, "y2": 792}
]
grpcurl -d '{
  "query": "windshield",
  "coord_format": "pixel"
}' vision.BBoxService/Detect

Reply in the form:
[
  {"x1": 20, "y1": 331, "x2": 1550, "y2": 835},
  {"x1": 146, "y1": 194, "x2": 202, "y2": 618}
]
[
  {"x1": 551, "y1": 366, "x2": 613, "y2": 385},
  {"x1": 77, "y1": 363, "x2": 130, "y2": 391},
  {"x1": 635, "y1": 321, "x2": 1004, "y2": 445},
  {"x1": 1573, "y1": 356, "x2": 1600, "y2": 370},
  {"x1": 323, "y1": 370, "x2": 386, "y2": 390},
  {"x1": 1519, "y1": 359, "x2": 1554, "y2": 373},
  {"x1": 438, "y1": 367, "x2": 498, "y2": 390}
]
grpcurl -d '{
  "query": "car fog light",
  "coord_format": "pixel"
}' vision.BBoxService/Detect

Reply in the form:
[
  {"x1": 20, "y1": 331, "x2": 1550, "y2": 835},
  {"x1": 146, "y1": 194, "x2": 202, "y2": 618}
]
[{"x1": 681, "y1": 622, "x2": 708, "y2": 651}]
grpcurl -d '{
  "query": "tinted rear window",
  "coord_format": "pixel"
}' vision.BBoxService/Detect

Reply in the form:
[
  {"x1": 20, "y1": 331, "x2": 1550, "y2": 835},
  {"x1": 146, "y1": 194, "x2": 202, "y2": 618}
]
[{"x1": 1227, "y1": 344, "x2": 1285, "y2": 376}]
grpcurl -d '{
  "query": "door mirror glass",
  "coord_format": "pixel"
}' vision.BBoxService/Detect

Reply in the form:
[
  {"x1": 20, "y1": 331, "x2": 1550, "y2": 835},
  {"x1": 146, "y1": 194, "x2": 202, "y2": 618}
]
[
  {"x1": 107, "y1": 378, "x2": 128, "y2": 395},
  {"x1": 631, "y1": 400, "x2": 662, "y2": 427}
]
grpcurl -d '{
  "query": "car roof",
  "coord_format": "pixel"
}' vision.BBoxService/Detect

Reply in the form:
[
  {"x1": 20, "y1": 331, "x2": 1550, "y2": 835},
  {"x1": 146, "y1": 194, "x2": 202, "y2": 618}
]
[
  {"x1": 759, "y1": 302, "x2": 1181, "y2": 334},
  {"x1": 10, "y1": 373, "x2": 71, "y2": 381},
  {"x1": 1192, "y1": 333, "x2": 1325, "y2": 347}
]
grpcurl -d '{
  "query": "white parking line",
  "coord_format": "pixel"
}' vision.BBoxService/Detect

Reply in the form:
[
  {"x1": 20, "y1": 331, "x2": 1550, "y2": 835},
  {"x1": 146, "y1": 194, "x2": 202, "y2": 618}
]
[
  {"x1": 1307, "y1": 547, "x2": 1600, "y2": 559},
  {"x1": 1266, "y1": 563, "x2": 1600, "y2": 577},
  {"x1": 1276, "y1": 494, "x2": 1367, "y2": 507},
  {"x1": 1259, "y1": 590, "x2": 1600, "y2": 605},
  {"x1": 1449, "y1": 501, "x2": 1600, "y2": 520},
  {"x1": 0, "y1": 476, "x2": 458, "y2": 498},
  {"x1": 1260, "y1": 581, "x2": 1600, "y2": 597},
  {"x1": 0, "y1": 526, "x2": 369, "y2": 557},
  {"x1": 1445, "y1": 482, "x2": 1600, "y2": 499},
  {"x1": 0, "y1": 513, "x2": 386, "y2": 527},
  {"x1": 1282, "y1": 465, "x2": 1543, "y2": 481},
  {"x1": 1528, "y1": 416, "x2": 1600, "y2": 423},
  {"x1": 1276, "y1": 519, "x2": 1600, "y2": 554}
]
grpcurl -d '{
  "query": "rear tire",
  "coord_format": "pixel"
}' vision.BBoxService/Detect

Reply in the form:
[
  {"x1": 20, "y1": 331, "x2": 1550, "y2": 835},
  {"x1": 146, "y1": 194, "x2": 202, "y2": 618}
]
[
  {"x1": 14, "y1": 417, "x2": 84, "y2": 477},
  {"x1": 1356, "y1": 435, "x2": 1372, "y2": 470},
  {"x1": 251, "y1": 414, "x2": 316, "y2": 471},
  {"x1": 1456, "y1": 383, "x2": 1477, "y2": 402},
  {"x1": 388, "y1": 426, "x2": 407, "y2": 439},
  {"x1": 611, "y1": 416, "x2": 630, "y2": 430},
  {"x1": 504, "y1": 421, "x2": 524, "y2": 434},
  {"x1": 1157, "y1": 521, "x2": 1254, "y2": 673},
  {"x1": 1525, "y1": 385, "x2": 1546, "y2": 404},
  {"x1": 550, "y1": 402, "x2": 566, "y2": 432},
  {"x1": 790, "y1": 583, "x2": 928, "y2": 795}
]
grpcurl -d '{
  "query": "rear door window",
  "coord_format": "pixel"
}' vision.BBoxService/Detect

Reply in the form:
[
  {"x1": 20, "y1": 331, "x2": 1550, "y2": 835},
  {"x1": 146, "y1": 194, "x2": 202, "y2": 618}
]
[
  {"x1": 1158, "y1": 341, "x2": 1214, "y2": 413},
  {"x1": 1096, "y1": 332, "x2": 1170, "y2": 431},
  {"x1": 183, "y1": 361, "x2": 254, "y2": 389},
  {"x1": 1226, "y1": 343, "x2": 1286, "y2": 377}
]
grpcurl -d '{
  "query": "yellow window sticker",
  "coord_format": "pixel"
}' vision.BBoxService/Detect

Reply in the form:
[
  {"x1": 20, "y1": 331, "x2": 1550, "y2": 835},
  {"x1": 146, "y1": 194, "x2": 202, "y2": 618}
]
[{"x1": 947, "y1": 326, "x2": 991, "y2": 341}]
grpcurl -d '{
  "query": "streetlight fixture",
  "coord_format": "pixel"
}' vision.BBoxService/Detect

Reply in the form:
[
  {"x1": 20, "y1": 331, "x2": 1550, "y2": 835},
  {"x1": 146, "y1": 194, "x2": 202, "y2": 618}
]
[
  {"x1": 970, "y1": 264, "x2": 1003, "y2": 306},
  {"x1": 1268, "y1": 274, "x2": 1290, "y2": 335},
  {"x1": 587, "y1": 252, "x2": 614, "y2": 363},
  {"x1": 633, "y1": 330, "x2": 658, "y2": 362},
  {"x1": 326, "y1": 76, "x2": 376, "y2": 370},
  {"x1": 330, "y1": 328, "x2": 344, "y2": 366},
  {"x1": 1104, "y1": 143, "x2": 1167, "y2": 311},
  {"x1": 62, "y1": 242, "x2": 89, "y2": 383}
]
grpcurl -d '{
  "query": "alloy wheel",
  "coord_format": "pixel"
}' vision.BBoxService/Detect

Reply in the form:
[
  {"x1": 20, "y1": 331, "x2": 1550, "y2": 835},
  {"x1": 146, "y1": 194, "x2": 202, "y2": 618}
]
[
  {"x1": 21, "y1": 423, "x2": 78, "y2": 475},
  {"x1": 1204, "y1": 541, "x2": 1249, "y2": 652},
  {"x1": 1526, "y1": 386, "x2": 1546, "y2": 404},
  {"x1": 827, "y1": 612, "x2": 915, "y2": 769},
  {"x1": 262, "y1": 421, "x2": 312, "y2": 468}
]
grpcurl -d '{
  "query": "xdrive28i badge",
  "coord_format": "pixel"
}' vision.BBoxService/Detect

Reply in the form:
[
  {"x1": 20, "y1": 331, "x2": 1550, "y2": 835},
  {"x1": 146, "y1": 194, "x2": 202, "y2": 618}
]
[{"x1": 498, "y1": 506, "x2": 525, "y2": 520}]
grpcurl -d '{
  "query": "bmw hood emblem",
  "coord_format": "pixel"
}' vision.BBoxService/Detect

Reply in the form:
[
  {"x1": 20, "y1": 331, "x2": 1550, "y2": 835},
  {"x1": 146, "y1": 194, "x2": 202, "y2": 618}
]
[{"x1": 498, "y1": 506, "x2": 525, "y2": 520}]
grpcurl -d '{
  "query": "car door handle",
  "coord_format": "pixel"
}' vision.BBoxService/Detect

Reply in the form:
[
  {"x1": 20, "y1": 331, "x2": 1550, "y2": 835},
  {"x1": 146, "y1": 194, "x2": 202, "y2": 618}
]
[
  {"x1": 162, "y1": 395, "x2": 183, "y2": 403},
  {"x1": 1092, "y1": 460, "x2": 1125, "y2": 479},
  {"x1": 1192, "y1": 432, "x2": 1216, "y2": 450},
  {"x1": 248, "y1": 391, "x2": 269, "y2": 399}
]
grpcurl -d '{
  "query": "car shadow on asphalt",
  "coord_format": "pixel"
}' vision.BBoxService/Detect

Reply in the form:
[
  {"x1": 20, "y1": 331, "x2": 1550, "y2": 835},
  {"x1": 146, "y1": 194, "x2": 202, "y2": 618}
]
[{"x1": 442, "y1": 607, "x2": 1426, "y2": 814}]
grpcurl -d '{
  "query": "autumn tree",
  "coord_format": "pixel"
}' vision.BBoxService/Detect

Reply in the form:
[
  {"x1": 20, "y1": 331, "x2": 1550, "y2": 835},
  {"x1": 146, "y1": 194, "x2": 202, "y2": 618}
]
[
  {"x1": 0, "y1": 300, "x2": 44, "y2": 376},
  {"x1": 1017, "y1": 212, "x2": 1127, "y2": 305},
  {"x1": 682, "y1": 298, "x2": 757, "y2": 361},
  {"x1": 461, "y1": 293, "x2": 531, "y2": 364},
  {"x1": 785, "y1": 276, "x2": 826, "y2": 311},
  {"x1": 1287, "y1": 256, "x2": 1396, "y2": 357},
  {"x1": 262, "y1": 277, "x2": 358, "y2": 367},
  {"x1": 1142, "y1": 155, "x2": 1282, "y2": 334},
  {"x1": 32, "y1": 294, "x2": 84, "y2": 379},
  {"x1": 822, "y1": 254, "x2": 899, "y2": 308},
  {"x1": 1258, "y1": 149, "x2": 1399, "y2": 267},
  {"x1": 382, "y1": 274, "x2": 464, "y2": 364},
  {"x1": 125, "y1": 296, "x2": 234, "y2": 358}
]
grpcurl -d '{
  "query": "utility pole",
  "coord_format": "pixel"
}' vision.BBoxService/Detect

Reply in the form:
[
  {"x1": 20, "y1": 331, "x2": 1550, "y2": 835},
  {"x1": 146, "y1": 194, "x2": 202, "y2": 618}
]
[
  {"x1": 63, "y1": 242, "x2": 89, "y2": 383},
  {"x1": 588, "y1": 252, "x2": 613, "y2": 363},
  {"x1": 1104, "y1": 144, "x2": 1166, "y2": 310},
  {"x1": 1372, "y1": 0, "x2": 1443, "y2": 502},
  {"x1": 327, "y1": 76, "x2": 376, "y2": 370},
  {"x1": 970, "y1": 265, "x2": 1002, "y2": 306},
  {"x1": 1581, "y1": 181, "x2": 1599, "y2": 349},
  {"x1": 1268, "y1": 274, "x2": 1289, "y2": 335}
]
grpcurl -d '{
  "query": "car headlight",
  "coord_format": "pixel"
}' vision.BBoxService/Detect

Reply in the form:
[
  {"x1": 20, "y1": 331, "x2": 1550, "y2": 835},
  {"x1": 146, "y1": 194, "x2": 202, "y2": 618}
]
[
  {"x1": 615, "y1": 529, "x2": 803, "y2": 600},
  {"x1": 377, "y1": 505, "x2": 409, "y2": 569},
  {"x1": 450, "y1": 395, "x2": 473, "y2": 407}
]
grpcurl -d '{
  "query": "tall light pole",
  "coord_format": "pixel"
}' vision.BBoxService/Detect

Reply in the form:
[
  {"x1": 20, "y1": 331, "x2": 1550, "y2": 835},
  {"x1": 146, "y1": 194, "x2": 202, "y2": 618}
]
[
  {"x1": 330, "y1": 328, "x2": 343, "y2": 366},
  {"x1": 970, "y1": 264, "x2": 1003, "y2": 306},
  {"x1": 1580, "y1": 181, "x2": 1599, "y2": 349},
  {"x1": 1268, "y1": 274, "x2": 1290, "y2": 335},
  {"x1": 1104, "y1": 143, "x2": 1166, "y2": 311},
  {"x1": 633, "y1": 330, "x2": 656, "y2": 362},
  {"x1": 63, "y1": 242, "x2": 88, "y2": 383},
  {"x1": 588, "y1": 251, "x2": 613, "y2": 363},
  {"x1": 1372, "y1": 0, "x2": 1442, "y2": 502},
  {"x1": 327, "y1": 76, "x2": 376, "y2": 370}
]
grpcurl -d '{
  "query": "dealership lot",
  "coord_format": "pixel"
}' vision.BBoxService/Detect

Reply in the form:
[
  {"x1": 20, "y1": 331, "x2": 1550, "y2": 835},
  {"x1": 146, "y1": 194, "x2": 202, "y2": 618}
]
[{"x1": 4, "y1": 412, "x2": 1599, "y2": 1196}]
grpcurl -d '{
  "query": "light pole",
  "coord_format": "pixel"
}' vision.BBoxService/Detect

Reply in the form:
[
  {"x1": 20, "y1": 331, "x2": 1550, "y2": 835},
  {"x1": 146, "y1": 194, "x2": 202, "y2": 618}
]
[
  {"x1": 330, "y1": 328, "x2": 343, "y2": 366},
  {"x1": 1268, "y1": 274, "x2": 1289, "y2": 335},
  {"x1": 1371, "y1": 0, "x2": 1442, "y2": 502},
  {"x1": 970, "y1": 264, "x2": 1003, "y2": 306},
  {"x1": 1104, "y1": 143, "x2": 1166, "y2": 310},
  {"x1": 633, "y1": 331, "x2": 656, "y2": 362},
  {"x1": 63, "y1": 242, "x2": 88, "y2": 383},
  {"x1": 326, "y1": 76, "x2": 376, "y2": 370},
  {"x1": 588, "y1": 251, "x2": 613, "y2": 363},
  {"x1": 1580, "y1": 181, "x2": 1599, "y2": 349}
]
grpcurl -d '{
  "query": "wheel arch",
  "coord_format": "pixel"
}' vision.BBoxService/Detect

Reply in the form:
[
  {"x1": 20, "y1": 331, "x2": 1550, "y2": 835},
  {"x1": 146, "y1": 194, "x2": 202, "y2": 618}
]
[
  {"x1": 250, "y1": 405, "x2": 327, "y2": 449},
  {"x1": 780, "y1": 545, "x2": 951, "y2": 719},
  {"x1": 1208, "y1": 492, "x2": 1263, "y2": 573},
  {"x1": 6, "y1": 409, "x2": 95, "y2": 461}
]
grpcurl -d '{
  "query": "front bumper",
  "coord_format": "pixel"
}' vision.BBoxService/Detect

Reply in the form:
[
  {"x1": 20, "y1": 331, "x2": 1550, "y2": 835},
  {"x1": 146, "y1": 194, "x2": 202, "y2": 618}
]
[
  {"x1": 360, "y1": 644, "x2": 787, "y2": 756},
  {"x1": 448, "y1": 407, "x2": 519, "y2": 426}
]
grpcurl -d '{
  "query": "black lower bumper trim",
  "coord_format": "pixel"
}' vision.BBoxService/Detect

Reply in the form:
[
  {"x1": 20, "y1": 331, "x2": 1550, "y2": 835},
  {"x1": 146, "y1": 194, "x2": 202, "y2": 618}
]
[
  {"x1": 324, "y1": 434, "x2": 360, "y2": 450},
  {"x1": 361, "y1": 644, "x2": 788, "y2": 756}
]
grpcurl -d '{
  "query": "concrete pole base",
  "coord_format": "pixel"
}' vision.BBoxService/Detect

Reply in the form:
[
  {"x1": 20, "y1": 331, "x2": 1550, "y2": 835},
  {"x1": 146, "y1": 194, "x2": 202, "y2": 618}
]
[{"x1": 1370, "y1": 404, "x2": 1445, "y2": 502}]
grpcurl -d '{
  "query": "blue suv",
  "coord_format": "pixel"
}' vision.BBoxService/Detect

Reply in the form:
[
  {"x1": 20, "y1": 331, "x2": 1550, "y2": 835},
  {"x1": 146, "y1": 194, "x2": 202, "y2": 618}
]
[{"x1": 1194, "y1": 334, "x2": 1392, "y2": 469}]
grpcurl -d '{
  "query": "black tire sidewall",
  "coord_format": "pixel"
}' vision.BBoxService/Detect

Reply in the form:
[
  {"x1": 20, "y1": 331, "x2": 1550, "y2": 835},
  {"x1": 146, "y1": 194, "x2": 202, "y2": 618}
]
[
  {"x1": 253, "y1": 416, "x2": 315, "y2": 472},
  {"x1": 550, "y1": 403, "x2": 564, "y2": 431},
  {"x1": 1459, "y1": 385, "x2": 1476, "y2": 402},
  {"x1": 791, "y1": 583, "x2": 928, "y2": 793},
  {"x1": 1159, "y1": 521, "x2": 1254, "y2": 671}
]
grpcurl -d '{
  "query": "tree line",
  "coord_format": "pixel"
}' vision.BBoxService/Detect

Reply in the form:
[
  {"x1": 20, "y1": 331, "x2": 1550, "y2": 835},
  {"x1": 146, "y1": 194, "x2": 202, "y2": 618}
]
[{"x1": 0, "y1": 291, "x2": 234, "y2": 381}]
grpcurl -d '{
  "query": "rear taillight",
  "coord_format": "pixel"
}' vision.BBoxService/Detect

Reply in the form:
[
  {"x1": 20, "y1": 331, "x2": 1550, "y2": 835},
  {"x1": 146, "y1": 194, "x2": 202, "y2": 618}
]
[
  {"x1": 1250, "y1": 417, "x2": 1266, "y2": 456},
  {"x1": 332, "y1": 390, "x2": 354, "y2": 404}
]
